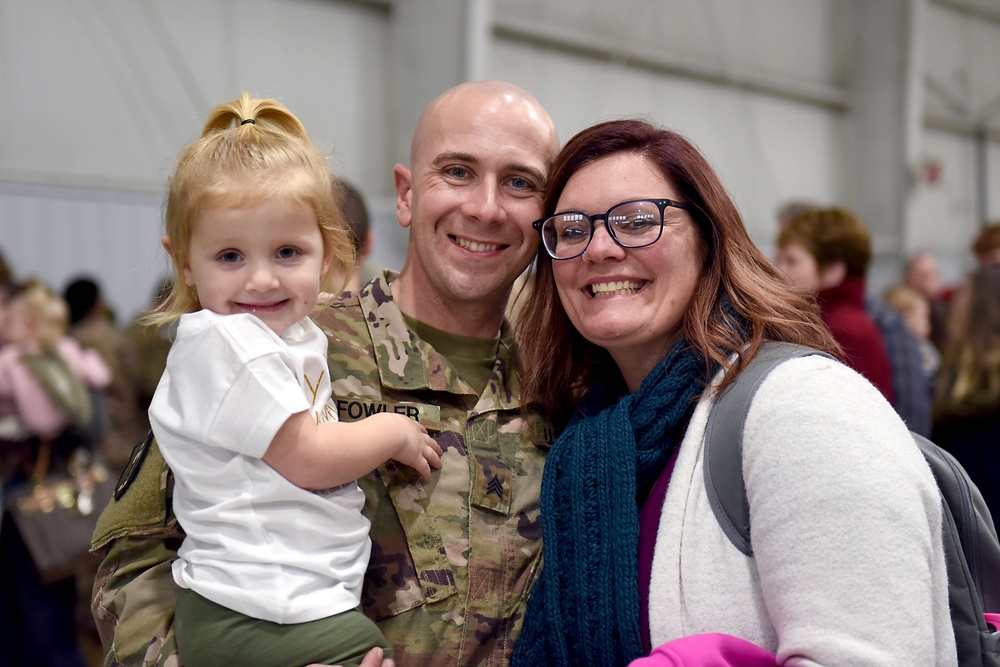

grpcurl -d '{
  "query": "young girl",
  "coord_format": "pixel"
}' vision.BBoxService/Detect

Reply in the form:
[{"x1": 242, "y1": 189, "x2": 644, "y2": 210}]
[
  {"x1": 147, "y1": 92, "x2": 442, "y2": 667},
  {"x1": 883, "y1": 284, "x2": 940, "y2": 379}
]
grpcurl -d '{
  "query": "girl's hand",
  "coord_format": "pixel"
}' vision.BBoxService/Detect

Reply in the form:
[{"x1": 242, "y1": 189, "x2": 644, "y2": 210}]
[{"x1": 387, "y1": 414, "x2": 442, "y2": 481}]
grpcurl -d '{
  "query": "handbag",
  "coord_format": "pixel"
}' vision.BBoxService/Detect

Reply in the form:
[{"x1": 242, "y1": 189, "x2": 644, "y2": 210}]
[{"x1": 4, "y1": 441, "x2": 115, "y2": 584}]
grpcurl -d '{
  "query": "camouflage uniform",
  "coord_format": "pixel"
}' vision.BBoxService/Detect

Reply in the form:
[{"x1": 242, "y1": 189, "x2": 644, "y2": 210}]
[{"x1": 91, "y1": 272, "x2": 552, "y2": 667}]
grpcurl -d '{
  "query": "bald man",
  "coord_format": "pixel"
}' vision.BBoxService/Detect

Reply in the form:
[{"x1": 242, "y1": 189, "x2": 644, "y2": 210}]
[{"x1": 91, "y1": 81, "x2": 560, "y2": 667}]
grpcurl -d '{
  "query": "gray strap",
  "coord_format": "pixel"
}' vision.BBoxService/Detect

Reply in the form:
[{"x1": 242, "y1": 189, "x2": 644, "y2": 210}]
[{"x1": 703, "y1": 341, "x2": 833, "y2": 556}]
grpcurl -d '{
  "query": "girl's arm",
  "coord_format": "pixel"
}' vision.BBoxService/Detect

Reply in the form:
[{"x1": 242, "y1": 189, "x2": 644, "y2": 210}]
[{"x1": 263, "y1": 410, "x2": 442, "y2": 490}]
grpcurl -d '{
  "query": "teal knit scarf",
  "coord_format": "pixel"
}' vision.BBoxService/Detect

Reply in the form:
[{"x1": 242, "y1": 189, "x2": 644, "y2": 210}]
[{"x1": 512, "y1": 338, "x2": 707, "y2": 667}]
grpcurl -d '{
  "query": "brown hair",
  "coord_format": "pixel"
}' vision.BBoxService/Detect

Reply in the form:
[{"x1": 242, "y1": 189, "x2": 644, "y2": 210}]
[
  {"x1": 934, "y1": 266, "x2": 1000, "y2": 416},
  {"x1": 973, "y1": 224, "x2": 1000, "y2": 260},
  {"x1": 516, "y1": 119, "x2": 838, "y2": 425},
  {"x1": 10, "y1": 279, "x2": 69, "y2": 346},
  {"x1": 335, "y1": 179, "x2": 370, "y2": 256},
  {"x1": 149, "y1": 92, "x2": 354, "y2": 326},
  {"x1": 777, "y1": 207, "x2": 871, "y2": 278},
  {"x1": 883, "y1": 285, "x2": 928, "y2": 317}
]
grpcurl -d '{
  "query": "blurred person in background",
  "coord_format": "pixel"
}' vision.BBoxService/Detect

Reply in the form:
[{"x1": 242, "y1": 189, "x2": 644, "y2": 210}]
[
  {"x1": 0, "y1": 275, "x2": 21, "y2": 487},
  {"x1": 0, "y1": 279, "x2": 111, "y2": 667},
  {"x1": 775, "y1": 209, "x2": 895, "y2": 400},
  {"x1": 973, "y1": 224, "x2": 1000, "y2": 268},
  {"x1": 64, "y1": 276, "x2": 148, "y2": 472},
  {"x1": 932, "y1": 265, "x2": 1000, "y2": 521},
  {"x1": 0, "y1": 280, "x2": 111, "y2": 450},
  {"x1": 903, "y1": 251, "x2": 953, "y2": 351},
  {"x1": 883, "y1": 284, "x2": 939, "y2": 400},
  {"x1": 0, "y1": 273, "x2": 17, "y2": 350},
  {"x1": 0, "y1": 247, "x2": 14, "y2": 349},
  {"x1": 123, "y1": 277, "x2": 174, "y2": 414},
  {"x1": 776, "y1": 205, "x2": 930, "y2": 435},
  {"x1": 336, "y1": 179, "x2": 376, "y2": 293}
]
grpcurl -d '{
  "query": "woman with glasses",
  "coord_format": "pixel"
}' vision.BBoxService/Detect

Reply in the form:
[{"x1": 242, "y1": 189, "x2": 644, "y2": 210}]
[{"x1": 511, "y1": 119, "x2": 955, "y2": 666}]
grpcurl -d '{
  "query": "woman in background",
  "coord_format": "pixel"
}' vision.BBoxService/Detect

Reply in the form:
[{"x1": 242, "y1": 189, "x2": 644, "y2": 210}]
[
  {"x1": 933, "y1": 265, "x2": 1000, "y2": 521},
  {"x1": 0, "y1": 279, "x2": 111, "y2": 667}
]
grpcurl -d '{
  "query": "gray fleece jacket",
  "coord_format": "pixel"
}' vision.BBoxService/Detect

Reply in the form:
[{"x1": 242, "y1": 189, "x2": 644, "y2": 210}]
[{"x1": 646, "y1": 354, "x2": 957, "y2": 666}]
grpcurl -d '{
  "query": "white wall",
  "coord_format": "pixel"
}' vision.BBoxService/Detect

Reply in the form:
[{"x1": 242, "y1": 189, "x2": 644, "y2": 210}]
[
  {"x1": 1, "y1": 0, "x2": 999, "y2": 319},
  {"x1": 492, "y1": 0, "x2": 849, "y2": 251},
  {"x1": 917, "y1": 1, "x2": 1000, "y2": 283},
  {"x1": 0, "y1": 0, "x2": 394, "y2": 321},
  {"x1": 0, "y1": 181, "x2": 166, "y2": 322}
]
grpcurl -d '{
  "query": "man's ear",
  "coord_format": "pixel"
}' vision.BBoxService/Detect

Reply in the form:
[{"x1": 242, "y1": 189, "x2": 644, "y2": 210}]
[
  {"x1": 818, "y1": 260, "x2": 847, "y2": 289},
  {"x1": 393, "y1": 164, "x2": 413, "y2": 229}
]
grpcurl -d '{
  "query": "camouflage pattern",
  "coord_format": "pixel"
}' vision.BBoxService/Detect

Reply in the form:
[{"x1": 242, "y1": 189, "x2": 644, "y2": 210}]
[
  {"x1": 91, "y1": 434, "x2": 183, "y2": 667},
  {"x1": 89, "y1": 272, "x2": 553, "y2": 667}
]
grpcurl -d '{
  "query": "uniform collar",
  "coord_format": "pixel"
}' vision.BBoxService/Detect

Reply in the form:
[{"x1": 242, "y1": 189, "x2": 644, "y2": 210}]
[{"x1": 355, "y1": 270, "x2": 521, "y2": 409}]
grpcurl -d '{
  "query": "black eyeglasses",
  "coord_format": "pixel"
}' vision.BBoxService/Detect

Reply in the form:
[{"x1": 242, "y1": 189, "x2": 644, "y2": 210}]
[{"x1": 532, "y1": 198, "x2": 690, "y2": 260}]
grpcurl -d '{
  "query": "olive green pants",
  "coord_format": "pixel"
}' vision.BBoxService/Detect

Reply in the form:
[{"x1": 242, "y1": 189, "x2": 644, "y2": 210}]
[{"x1": 175, "y1": 588, "x2": 391, "y2": 667}]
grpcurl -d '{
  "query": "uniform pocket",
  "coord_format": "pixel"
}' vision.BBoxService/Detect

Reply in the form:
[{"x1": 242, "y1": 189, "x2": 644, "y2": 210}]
[{"x1": 359, "y1": 470, "x2": 457, "y2": 621}]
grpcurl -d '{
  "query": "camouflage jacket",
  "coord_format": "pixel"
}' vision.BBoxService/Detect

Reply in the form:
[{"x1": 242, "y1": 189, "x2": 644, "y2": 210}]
[{"x1": 90, "y1": 272, "x2": 552, "y2": 667}]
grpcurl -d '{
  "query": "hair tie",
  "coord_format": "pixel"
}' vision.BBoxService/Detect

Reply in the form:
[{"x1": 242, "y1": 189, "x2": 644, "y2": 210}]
[{"x1": 241, "y1": 118, "x2": 255, "y2": 125}]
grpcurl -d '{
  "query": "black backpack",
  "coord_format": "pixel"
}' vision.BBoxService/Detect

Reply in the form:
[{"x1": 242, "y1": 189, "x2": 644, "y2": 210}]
[{"x1": 703, "y1": 341, "x2": 1000, "y2": 666}]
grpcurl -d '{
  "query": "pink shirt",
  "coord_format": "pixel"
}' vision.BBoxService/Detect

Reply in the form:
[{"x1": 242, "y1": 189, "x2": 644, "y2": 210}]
[
  {"x1": 0, "y1": 337, "x2": 111, "y2": 439},
  {"x1": 629, "y1": 633, "x2": 777, "y2": 667},
  {"x1": 638, "y1": 454, "x2": 778, "y2": 666}
]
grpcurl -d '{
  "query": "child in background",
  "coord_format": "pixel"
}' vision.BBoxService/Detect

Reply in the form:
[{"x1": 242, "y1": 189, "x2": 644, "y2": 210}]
[
  {"x1": 147, "y1": 92, "x2": 442, "y2": 667},
  {"x1": 884, "y1": 285, "x2": 940, "y2": 380},
  {"x1": 775, "y1": 208, "x2": 895, "y2": 403}
]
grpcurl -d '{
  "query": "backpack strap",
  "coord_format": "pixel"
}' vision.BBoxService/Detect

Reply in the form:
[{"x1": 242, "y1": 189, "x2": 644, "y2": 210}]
[
  {"x1": 703, "y1": 341, "x2": 834, "y2": 556},
  {"x1": 704, "y1": 343, "x2": 1000, "y2": 664}
]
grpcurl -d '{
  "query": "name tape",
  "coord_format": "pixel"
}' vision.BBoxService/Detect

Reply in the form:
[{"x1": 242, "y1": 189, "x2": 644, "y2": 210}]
[{"x1": 332, "y1": 397, "x2": 441, "y2": 429}]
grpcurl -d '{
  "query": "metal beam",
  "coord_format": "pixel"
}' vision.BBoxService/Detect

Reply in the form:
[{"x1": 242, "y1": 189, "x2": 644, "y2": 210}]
[
  {"x1": 930, "y1": 0, "x2": 1000, "y2": 25},
  {"x1": 493, "y1": 15, "x2": 849, "y2": 111}
]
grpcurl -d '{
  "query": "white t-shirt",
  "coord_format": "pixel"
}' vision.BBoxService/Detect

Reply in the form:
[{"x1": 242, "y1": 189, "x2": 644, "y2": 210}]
[{"x1": 149, "y1": 310, "x2": 369, "y2": 624}]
